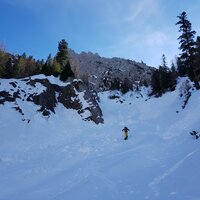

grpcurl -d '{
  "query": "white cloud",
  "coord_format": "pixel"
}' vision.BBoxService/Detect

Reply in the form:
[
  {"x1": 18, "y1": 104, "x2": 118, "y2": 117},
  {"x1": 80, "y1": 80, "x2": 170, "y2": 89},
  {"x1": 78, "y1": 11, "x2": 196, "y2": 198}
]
[
  {"x1": 125, "y1": 0, "x2": 158, "y2": 22},
  {"x1": 124, "y1": 0, "x2": 161, "y2": 23},
  {"x1": 1, "y1": 0, "x2": 180, "y2": 67},
  {"x1": 100, "y1": 27, "x2": 179, "y2": 67},
  {"x1": 107, "y1": 30, "x2": 174, "y2": 50}
]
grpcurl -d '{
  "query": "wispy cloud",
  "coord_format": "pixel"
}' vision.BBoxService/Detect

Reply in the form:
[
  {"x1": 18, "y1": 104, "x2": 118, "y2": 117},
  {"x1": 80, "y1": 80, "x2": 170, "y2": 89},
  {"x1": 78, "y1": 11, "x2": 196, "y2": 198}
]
[
  {"x1": 124, "y1": 0, "x2": 160, "y2": 23},
  {"x1": 101, "y1": 26, "x2": 178, "y2": 67},
  {"x1": 1, "y1": 0, "x2": 195, "y2": 67}
]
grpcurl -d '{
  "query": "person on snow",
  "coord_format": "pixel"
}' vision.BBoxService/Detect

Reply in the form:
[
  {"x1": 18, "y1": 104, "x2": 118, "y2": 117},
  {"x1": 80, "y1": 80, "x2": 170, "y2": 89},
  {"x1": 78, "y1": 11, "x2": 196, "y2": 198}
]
[
  {"x1": 122, "y1": 126, "x2": 129, "y2": 140},
  {"x1": 190, "y1": 130, "x2": 200, "y2": 139}
]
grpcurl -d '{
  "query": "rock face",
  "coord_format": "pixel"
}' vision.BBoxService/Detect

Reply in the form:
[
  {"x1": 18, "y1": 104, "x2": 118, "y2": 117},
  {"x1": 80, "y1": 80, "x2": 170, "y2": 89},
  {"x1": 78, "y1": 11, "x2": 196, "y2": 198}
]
[
  {"x1": 0, "y1": 50, "x2": 155, "y2": 124},
  {"x1": 69, "y1": 50, "x2": 154, "y2": 92},
  {"x1": 0, "y1": 76, "x2": 103, "y2": 124}
]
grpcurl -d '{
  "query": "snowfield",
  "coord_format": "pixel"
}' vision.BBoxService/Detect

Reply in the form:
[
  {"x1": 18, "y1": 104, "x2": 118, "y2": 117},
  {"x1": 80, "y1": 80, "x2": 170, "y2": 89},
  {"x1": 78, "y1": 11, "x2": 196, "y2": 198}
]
[{"x1": 0, "y1": 77, "x2": 200, "y2": 200}]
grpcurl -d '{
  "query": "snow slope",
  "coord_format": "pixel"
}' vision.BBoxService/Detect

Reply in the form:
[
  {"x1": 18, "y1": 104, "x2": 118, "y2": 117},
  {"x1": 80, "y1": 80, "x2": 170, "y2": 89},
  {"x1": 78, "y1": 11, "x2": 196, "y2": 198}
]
[{"x1": 0, "y1": 77, "x2": 200, "y2": 200}]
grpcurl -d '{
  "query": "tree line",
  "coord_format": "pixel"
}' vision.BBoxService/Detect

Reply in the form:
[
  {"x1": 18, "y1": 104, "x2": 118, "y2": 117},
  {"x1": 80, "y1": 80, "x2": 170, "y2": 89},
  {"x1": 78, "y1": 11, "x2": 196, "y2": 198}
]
[
  {"x1": 1, "y1": 11, "x2": 200, "y2": 90},
  {"x1": 0, "y1": 39, "x2": 74, "y2": 81},
  {"x1": 151, "y1": 11, "x2": 200, "y2": 96}
]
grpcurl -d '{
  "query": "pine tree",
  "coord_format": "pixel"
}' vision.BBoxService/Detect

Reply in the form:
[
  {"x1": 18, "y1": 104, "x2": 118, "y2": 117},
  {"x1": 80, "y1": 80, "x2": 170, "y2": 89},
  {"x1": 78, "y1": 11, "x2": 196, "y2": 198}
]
[
  {"x1": 161, "y1": 54, "x2": 168, "y2": 69},
  {"x1": 121, "y1": 78, "x2": 132, "y2": 94},
  {"x1": 169, "y1": 61, "x2": 177, "y2": 91},
  {"x1": 193, "y1": 36, "x2": 200, "y2": 88},
  {"x1": 0, "y1": 50, "x2": 9, "y2": 77},
  {"x1": 55, "y1": 39, "x2": 74, "y2": 81},
  {"x1": 176, "y1": 11, "x2": 196, "y2": 79},
  {"x1": 5, "y1": 57, "x2": 14, "y2": 78},
  {"x1": 42, "y1": 54, "x2": 52, "y2": 75},
  {"x1": 151, "y1": 54, "x2": 177, "y2": 96},
  {"x1": 110, "y1": 78, "x2": 121, "y2": 91},
  {"x1": 60, "y1": 62, "x2": 74, "y2": 81},
  {"x1": 35, "y1": 59, "x2": 44, "y2": 74},
  {"x1": 55, "y1": 39, "x2": 69, "y2": 68},
  {"x1": 158, "y1": 54, "x2": 170, "y2": 93},
  {"x1": 151, "y1": 69, "x2": 162, "y2": 96}
]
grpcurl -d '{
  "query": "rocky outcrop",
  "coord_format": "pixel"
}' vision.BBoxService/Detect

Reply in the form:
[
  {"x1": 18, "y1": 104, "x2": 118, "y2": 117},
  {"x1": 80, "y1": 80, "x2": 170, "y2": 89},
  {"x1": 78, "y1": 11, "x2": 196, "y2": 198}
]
[
  {"x1": 0, "y1": 50, "x2": 155, "y2": 124},
  {"x1": 0, "y1": 76, "x2": 103, "y2": 124},
  {"x1": 69, "y1": 50, "x2": 154, "y2": 92}
]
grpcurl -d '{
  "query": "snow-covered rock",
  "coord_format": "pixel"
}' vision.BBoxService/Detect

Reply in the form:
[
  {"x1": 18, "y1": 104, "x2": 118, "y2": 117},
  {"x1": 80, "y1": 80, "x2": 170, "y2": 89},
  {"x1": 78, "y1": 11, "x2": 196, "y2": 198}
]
[{"x1": 0, "y1": 75, "x2": 103, "y2": 124}]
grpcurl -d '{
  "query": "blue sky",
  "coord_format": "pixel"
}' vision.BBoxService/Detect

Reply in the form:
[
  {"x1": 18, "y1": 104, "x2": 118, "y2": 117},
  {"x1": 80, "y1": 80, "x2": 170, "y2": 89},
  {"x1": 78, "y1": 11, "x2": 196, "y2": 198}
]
[{"x1": 1, "y1": 0, "x2": 200, "y2": 67}]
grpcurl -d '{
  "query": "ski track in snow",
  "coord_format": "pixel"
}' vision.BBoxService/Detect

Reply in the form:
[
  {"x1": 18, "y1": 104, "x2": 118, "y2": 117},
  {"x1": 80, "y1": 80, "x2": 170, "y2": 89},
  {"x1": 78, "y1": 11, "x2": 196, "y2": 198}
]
[{"x1": 149, "y1": 151, "x2": 196, "y2": 197}]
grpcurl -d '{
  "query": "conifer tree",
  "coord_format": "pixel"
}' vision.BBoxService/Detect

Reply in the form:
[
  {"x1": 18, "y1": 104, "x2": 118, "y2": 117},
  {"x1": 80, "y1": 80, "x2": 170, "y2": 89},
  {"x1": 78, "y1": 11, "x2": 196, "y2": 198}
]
[
  {"x1": 0, "y1": 50, "x2": 9, "y2": 77},
  {"x1": 169, "y1": 61, "x2": 177, "y2": 91},
  {"x1": 151, "y1": 54, "x2": 177, "y2": 96},
  {"x1": 121, "y1": 78, "x2": 132, "y2": 94},
  {"x1": 56, "y1": 39, "x2": 69, "y2": 68},
  {"x1": 176, "y1": 11, "x2": 196, "y2": 79},
  {"x1": 60, "y1": 62, "x2": 74, "y2": 81},
  {"x1": 35, "y1": 59, "x2": 44, "y2": 74},
  {"x1": 193, "y1": 36, "x2": 200, "y2": 88},
  {"x1": 55, "y1": 39, "x2": 74, "y2": 81},
  {"x1": 158, "y1": 54, "x2": 170, "y2": 93},
  {"x1": 5, "y1": 57, "x2": 14, "y2": 78},
  {"x1": 110, "y1": 78, "x2": 121, "y2": 91},
  {"x1": 42, "y1": 54, "x2": 52, "y2": 75},
  {"x1": 151, "y1": 69, "x2": 162, "y2": 96}
]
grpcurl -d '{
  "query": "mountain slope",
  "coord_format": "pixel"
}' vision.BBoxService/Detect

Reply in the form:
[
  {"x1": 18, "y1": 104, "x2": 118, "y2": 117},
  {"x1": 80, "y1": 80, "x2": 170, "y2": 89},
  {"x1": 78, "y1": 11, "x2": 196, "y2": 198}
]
[
  {"x1": 0, "y1": 75, "x2": 103, "y2": 124},
  {"x1": 69, "y1": 50, "x2": 154, "y2": 91},
  {"x1": 0, "y1": 77, "x2": 200, "y2": 200}
]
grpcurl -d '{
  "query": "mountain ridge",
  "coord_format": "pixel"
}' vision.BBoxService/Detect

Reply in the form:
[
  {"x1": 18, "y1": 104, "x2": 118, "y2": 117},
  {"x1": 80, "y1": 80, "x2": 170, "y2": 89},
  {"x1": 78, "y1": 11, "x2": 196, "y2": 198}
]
[{"x1": 69, "y1": 49, "x2": 154, "y2": 92}]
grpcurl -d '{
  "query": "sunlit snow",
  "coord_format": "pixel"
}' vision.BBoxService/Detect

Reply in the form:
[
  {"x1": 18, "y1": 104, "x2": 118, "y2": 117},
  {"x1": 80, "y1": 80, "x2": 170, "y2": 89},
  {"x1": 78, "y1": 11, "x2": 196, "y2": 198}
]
[{"x1": 0, "y1": 77, "x2": 200, "y2": 200}]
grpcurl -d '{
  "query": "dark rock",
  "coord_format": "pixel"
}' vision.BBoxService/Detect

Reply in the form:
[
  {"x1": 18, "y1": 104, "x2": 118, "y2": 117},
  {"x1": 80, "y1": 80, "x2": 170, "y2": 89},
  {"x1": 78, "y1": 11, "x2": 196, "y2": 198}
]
[
  {"x1": 9, "y1": 82, "x2": 17, "y2": 88},
  {"x1": 13, "y1": 90, "x2": 21, "y2": 99},
  {"x1": 57, "y1": 84, "x2": 81, "y2": 110},
  {"x1": 0, "y1": 91, "x2": 15, "y2": 104},
  {"x1": 12, "y1": 106, "x2": 24, "y2": 115},
  {"x1": 26, "y1": 79, "x2": 36, "y2": 87}
]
